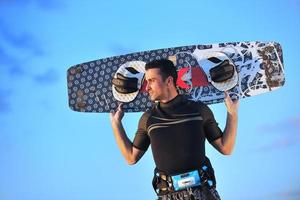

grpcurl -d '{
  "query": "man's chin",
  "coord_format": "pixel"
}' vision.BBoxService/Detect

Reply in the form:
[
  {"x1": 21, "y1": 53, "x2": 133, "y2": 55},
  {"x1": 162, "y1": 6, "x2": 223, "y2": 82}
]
[
  {"x1": 149, "y1": 95, "x2": 158, "y2": 102},
  {"x1": 149, "y1": 96, "x2": 155, "y2": 101}
]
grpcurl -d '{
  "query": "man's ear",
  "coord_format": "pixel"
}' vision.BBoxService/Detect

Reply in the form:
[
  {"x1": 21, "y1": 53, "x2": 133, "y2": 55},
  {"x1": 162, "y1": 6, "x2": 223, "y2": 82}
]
[{"x1": 166, "y1": 76, "x2": 174, "y2": 86}]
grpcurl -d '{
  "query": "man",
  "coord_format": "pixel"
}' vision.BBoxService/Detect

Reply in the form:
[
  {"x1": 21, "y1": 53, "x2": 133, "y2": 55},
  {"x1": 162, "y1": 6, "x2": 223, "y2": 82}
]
[{"x1": 110, "y1": 59, "x2": 239, "y2": 200}]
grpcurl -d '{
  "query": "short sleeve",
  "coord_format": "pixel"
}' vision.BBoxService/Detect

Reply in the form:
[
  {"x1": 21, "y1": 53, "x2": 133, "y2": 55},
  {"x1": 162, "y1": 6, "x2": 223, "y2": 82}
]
[
  {"x1": 201, "y1": 105, "x2": 223, "y2": 143},
  {"x1": 132, "y1": 112, "x2": 151, "y2": 151}
]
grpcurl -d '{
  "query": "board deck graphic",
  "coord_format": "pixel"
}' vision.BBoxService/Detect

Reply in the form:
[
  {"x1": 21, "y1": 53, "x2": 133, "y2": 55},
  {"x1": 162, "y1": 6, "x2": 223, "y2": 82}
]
[{"x1": 67, "y1": 41, "x2": 285, "y2": 113}]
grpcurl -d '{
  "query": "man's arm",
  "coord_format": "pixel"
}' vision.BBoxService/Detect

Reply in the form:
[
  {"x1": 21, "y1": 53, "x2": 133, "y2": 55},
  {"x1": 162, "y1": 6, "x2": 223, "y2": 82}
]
[
  {"x1": 212, "y1": 92, "x2": 239, "y2": 155},
  {"x1": 110, "y1": 104, "x2": 145, "y2": 165}
]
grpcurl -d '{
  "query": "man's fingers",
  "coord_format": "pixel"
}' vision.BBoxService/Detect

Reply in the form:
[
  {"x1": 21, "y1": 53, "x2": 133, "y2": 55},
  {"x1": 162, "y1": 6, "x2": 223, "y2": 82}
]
[
  {"x1": 224, "y1": 91, "x2": 228, "y2": 98},
  {"x1": 109, "y1": 111, "x2": 115, "y2": 121},
  {"x1": 117, "y1": 103, "x2": 124, "y2": 112},
  {"x1": 224, "y1": 91, "x2": 231, "y2": 103}
]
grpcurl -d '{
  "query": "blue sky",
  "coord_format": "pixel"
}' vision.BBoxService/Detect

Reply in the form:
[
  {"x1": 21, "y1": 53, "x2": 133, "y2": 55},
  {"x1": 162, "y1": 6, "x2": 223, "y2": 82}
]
[{"x1": 0, "y1": 0, "x2": 299, "y2": 199}]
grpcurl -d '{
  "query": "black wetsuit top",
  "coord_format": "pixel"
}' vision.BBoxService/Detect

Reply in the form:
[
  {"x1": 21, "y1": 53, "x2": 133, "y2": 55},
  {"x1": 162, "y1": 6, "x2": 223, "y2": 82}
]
[{"x1": 133, "y1": 95, "x2": 222, "y2": 175}]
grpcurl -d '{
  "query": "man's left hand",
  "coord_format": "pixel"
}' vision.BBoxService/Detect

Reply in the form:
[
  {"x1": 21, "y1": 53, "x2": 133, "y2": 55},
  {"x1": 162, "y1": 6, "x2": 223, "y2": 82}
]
[{"x1": 224, "y1": 91, "x2": 239, "y2": 116}]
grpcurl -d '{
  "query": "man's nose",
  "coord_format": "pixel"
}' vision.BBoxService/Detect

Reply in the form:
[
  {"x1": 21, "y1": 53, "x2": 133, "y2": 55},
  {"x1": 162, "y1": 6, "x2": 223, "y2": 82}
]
[{"x1": 145, "y1": 82, "x2": 150, "y2": 91}]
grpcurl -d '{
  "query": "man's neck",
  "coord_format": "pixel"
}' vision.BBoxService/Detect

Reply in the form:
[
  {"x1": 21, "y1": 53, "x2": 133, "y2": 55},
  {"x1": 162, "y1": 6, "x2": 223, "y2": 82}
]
[{"x1": 160, "y1": 90, "x2": 179, "y2": 103}]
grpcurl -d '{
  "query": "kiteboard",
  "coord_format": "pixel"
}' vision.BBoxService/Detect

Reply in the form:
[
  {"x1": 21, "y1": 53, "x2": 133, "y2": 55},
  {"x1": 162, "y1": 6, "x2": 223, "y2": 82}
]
[{"x1": 67, "y1": 41, "x2": 285, "y2": 113}]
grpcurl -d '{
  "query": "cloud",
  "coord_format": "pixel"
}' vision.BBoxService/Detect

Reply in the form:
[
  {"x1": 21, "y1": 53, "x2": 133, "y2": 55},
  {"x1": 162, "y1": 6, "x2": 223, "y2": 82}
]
[
  {"x1": 0, "y1": 0, "x2": 64, "y2": 10},
  {"x1": 272, "y1": 188, "x2": 300, "y2": 200},
  {"x1": 33, "y1": 68, "x2": 59, "y2": 84},
  {"x1": 258, "y1": 137, "x2": 299, "y2": 152},
  {"x1": 0, "y1": 46, "x2": 27, "y2": 77},
  {"x1": 0, "y1": 89, "x2": 12, "y2": 113},
  {"x1": 35, "y1": 0, "x2": 65, "y2": 10},
  {"x1": 0, "y1": 19, "x2": 43, "y2": 78},
  {"x1": 256, "y1": 116, "x2": 300, "y2": 151},
  {"x1": 257, "y1": 116, "x2": 300, "y2": 134},
  {"x1": 0, "y1": 20, "x2": 44, "y2": 56},
  {"x1": 108, "y1": 44, "x2": 137, "y2": 55},
  {"x1": 0, "y1": 19, "x2": 59, "y2": 85}
]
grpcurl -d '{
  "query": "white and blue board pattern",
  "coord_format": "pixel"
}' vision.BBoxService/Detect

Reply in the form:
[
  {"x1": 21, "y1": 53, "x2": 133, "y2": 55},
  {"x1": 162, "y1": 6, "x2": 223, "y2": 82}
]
[{"x1": 67, "y1": 41, "x2": 284, "y2": 113}]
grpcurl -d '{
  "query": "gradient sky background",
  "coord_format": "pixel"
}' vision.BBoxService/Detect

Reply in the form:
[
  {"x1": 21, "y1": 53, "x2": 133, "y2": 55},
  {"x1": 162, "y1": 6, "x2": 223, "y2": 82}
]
[{"x1": 0, "y1": 0, "x2": 299, "y2": 200}]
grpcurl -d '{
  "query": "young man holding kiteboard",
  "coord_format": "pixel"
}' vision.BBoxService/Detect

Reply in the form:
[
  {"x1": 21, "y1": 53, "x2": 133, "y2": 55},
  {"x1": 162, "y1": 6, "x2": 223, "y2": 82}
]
[{"x1": 110, "y1": 59, "x2": 239, "y2": 200}]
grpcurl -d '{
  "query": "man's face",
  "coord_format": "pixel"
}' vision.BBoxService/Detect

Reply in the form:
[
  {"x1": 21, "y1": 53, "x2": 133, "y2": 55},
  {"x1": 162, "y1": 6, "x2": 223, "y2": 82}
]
[{"x1": 145, "y1": 68, "x2": 168, "y2": 101}]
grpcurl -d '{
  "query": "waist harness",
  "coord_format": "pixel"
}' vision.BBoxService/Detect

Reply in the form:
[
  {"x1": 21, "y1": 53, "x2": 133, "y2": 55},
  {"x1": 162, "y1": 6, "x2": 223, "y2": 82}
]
[{"x1": 152, "y1": 164, "x2": 216, "y2": 195}]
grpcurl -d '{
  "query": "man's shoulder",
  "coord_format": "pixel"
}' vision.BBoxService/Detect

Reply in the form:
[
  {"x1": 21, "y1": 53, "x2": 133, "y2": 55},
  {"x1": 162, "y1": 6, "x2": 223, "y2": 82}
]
[
  {"x1": 184, "y1": 98, "x2": 213, "y2": 115},
  {"x1": 184, "y1": 97, "x2": 207, "y2": 108},
  {"x1": 140, "y1": 109, "x2": 153, "y2": 120},
  {"x1": 137, "y1": 110, "x2": 153, "y2": 129}
]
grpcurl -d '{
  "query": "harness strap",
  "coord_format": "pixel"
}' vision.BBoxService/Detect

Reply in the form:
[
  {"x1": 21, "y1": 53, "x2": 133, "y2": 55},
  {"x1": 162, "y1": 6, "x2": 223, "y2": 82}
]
[
  {"x1": 112, "y1": 73, "x2": 139, "y2": 94},
  {"x1": 152, "y1": 168, "x2": 173, "y2": 195},
  {"x1": 209, "y1": 60, "x2": 235, "y2": 82},
  {"x1": 153, "y1": 160, "x2": 216, "y2": 195}
]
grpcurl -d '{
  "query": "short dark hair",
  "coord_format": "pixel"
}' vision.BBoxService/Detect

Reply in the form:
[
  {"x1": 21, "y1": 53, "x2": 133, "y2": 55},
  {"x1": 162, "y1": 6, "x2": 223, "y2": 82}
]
[{"x1": 145, "y1": 59, "x2": 177, "y2": 86}]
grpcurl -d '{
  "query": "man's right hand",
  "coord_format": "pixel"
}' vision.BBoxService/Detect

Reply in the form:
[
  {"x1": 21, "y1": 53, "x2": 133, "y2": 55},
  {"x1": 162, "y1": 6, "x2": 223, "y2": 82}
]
[
  {"x1": 110, "y1": 103, "x2": 124, "y2": 124},
  {"x1": 109, "y1": 103, "x2": 145, "y2": 165}
]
